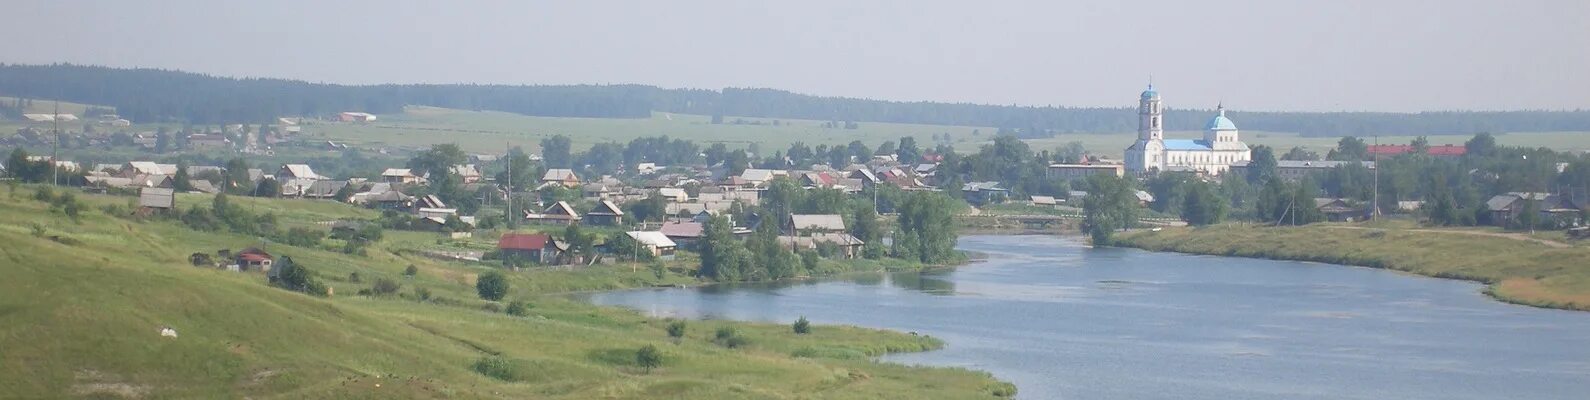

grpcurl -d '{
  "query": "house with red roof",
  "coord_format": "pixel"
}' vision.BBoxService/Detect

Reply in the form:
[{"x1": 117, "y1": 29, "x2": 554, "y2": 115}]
[{"x1": 497, "y1": 233, "x2": 565, "y2": 265}]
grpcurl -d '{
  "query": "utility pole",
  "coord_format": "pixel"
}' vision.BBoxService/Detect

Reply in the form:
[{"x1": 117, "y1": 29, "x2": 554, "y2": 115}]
[
  {"x1": 505, "y1": 141, "x2": 514, "y2": 230},
  {"x1": 51, "y1": 100, "x2": 60, "y2": 186},
  {"x1": 1371, "y1": 135, "x2": 1380, "y2": 221}
]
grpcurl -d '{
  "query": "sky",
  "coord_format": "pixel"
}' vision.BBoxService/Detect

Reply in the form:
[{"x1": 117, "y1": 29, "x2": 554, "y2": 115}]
[{"x1": 3, "y1": 0, "x2": 1588, "y2": 112}]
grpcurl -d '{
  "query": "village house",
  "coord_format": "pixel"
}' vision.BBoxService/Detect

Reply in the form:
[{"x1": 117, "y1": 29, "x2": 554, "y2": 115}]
[
  {"x1": 278, "y1": 164, "x2": 324, "y2": 181},
  {"x1": 338, "y1": 112, "x2": 377, "y2": 122},
  {"x1": 525, "y1": 201, "x2": 581, "y2": 225},
  {"x1": 302, "y1": 180, "x2": 350, "y2": 199},
  {"x1": 1047, "y1": 163, "x2": 1125, "y2": 180},
  {"x1": 585, "y1": 200, "x2": 625, "y2": 226},
  {"x1": 497, "y1": 233, "x2": 565, "y2": 265},
  {"x1": 137, "y1": 187, "x2": 175, "y2": 215},
  {"x1": 118, "y1": 161, "x2": 177, "y2": 178},
  {"x1": 961, "y1": 182, "x2": 1010, "y2": 205},
  {"x1": 450, "y1": 164, "x2": 483, "y2": 183},
  {"x1": 659, "y1": 221, "x2": 705, "y2": 249},
  {"x1": 788, "y1": 214, "x2": 846, "y2": 235},
  {"x1": 776, "y1": 233, "x2": 866, "y2": 259},
  {"x1": 187, "y1": 133, "x2": 230, "y2": 150},
  {"x1": 542, "y1": 169, "x2": 581, "y2": 187},
  {"x1": 235, "y1": 248, "x2": 274, "y2": 272},
  {"x1": 381, "y1": 168, "x2": 422, "y2": 184},
  {"x1": 656, "y1": 187, "x2": 690, "y2": 202},
  {"x1": 1313, "y1": 198, "x2": 1367, "y2": 222},
  {"x1": 1029, "y1": 195, "x2": 1059, "y2": 207},
  {"x1": 1485, "y1": 192, "x2": 1585, "y2": 227},
  {"x1": 625, "y1": 231, "x2": 678, "y2": 260}
]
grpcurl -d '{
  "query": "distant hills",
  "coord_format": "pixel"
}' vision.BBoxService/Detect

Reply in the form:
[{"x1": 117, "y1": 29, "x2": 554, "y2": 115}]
[{"x1": 2, "y1": 63, "x2": 1588, "y2": 137}]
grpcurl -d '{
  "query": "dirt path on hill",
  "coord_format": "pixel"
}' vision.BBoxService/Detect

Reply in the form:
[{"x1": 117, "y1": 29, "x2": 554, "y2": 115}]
[{"x1": 1326, "y1": 226, "x2": 1571, "y2": 248}]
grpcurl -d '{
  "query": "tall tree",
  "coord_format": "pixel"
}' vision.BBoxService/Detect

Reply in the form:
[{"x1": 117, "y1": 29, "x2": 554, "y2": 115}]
[
  {"x1": 540, "y1": 135, "x2": 573, "y2": 168},
  {"x1": 1246, "y1": 145, "x2": 1278, "y2": 184},
  {"x1": 1081, "y1": 175, "x2": 1138, "y2": 245}
]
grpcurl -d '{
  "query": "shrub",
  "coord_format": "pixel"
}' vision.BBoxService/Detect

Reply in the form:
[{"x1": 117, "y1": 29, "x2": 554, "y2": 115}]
[
  {"x1": 371, "y1": 278, "x2": 401, "y2": 296},
  {"x1": 347, "y1": 272, "x2": 362, "y2": 283},
  {"x1": 793, "y1": 316, "x2": 811, "y2": 334},
  {"x1": 404, "y1": 264, "x2": 419, "y2": 277},
  {"x1": 270, "y1": 256, "x2": 326, "y2": 296},
  {"x1": 506, "y1": 301, "x2": 531, "y2": 317},
  {"x1": 414, "y1": 287, "x2": 432, "y2": 301},
  {"x1": 636, "y1": 345, "x2": 662, "y2": 373},
  {"x1": 472, "y1": 357, "x2": 519, "y2": 382},
  {"x1": 476, "y1": 271, "x2": 509, "y2": 301},
  {"x1": 29, "y1": 223, "x2": 45, "y2": 238},
  {"x1": 650, "y1": 261, "x2": 667, "y2": 279},
  {"x1": 666, "y1": 320, "x2": 687, "y2": 339},
  {"x1": 713, "y1": 327, "x2": 748, "y2": 348}
]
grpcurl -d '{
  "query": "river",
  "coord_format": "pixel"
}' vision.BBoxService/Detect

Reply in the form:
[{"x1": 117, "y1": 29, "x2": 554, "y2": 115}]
[{"x1": 578, "y1": 235, "x2": 1590, "y2": 399}]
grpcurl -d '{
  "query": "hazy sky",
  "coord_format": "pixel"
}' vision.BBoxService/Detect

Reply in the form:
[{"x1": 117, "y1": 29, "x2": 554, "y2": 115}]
[{"x1": 4, "y1": 0, "x2": 1588, "y2": 112}]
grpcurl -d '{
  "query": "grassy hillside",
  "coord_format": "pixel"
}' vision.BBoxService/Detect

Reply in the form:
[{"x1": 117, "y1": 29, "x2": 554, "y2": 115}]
[
  {"x1": 0, "y1": 185, "x2": 1013, "y2": 399},
  {"x1": 1114, "y1": 221, "x2": 1590, "y2": 311}
]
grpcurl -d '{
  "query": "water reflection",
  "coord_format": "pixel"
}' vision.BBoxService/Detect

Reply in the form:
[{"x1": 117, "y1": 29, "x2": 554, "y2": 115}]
[{"x1": 584, "y1": 235, "x2": 1590, "y2": 400}]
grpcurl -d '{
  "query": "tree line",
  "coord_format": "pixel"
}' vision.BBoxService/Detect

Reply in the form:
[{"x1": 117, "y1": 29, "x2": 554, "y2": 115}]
[{"x1": 5, "y1": 64, "x2": 1589, "y2": 136}]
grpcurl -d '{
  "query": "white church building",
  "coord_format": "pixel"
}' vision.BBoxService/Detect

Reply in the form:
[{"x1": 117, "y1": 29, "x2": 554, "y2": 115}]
[{"x1": 1124, "y1": 85, "x2": 1251, "y2": 175}]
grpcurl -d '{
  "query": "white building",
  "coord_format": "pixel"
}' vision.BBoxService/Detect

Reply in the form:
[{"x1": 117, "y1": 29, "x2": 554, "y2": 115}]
[{"x1": 1124, "y1": 85, "x2": 1250, "y2": 175}]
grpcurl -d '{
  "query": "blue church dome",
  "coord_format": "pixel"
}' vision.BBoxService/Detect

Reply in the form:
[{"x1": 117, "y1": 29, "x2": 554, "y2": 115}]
[
  {"x1": 1206, "y1": 105, "x2": 1237, "y2": 131},
  {"x1": 1140, "y1": 84, "x2": 1159, "y2": 99}
]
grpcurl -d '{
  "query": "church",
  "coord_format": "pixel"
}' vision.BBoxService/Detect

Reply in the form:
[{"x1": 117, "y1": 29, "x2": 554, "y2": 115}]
[{"x1": 1123, "y1": 85, "x2": 1251, "y2": 175}]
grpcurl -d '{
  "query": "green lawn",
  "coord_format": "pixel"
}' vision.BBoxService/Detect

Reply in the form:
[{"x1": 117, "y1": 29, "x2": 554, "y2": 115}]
[
  {"x1": 0, "y1": 185, "x2": 1013, "y2": 399},
  {"x1": 1114, "y1": 221, "x2": 1590, "y2": 311}
]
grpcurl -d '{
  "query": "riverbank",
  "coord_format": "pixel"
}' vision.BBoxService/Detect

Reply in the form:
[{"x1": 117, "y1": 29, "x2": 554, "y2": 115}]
[
  {"x1": 1113, "y1": 222, "x2": 1590, "y2": 311},
  {"x1": 0, "y1": 185, "x2": 1014, "y2": 399}
]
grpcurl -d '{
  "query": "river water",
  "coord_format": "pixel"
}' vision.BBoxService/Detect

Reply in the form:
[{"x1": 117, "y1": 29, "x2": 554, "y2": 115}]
[{"x1": 578, "y1": 235, "x2": 1590, "y2": 399}]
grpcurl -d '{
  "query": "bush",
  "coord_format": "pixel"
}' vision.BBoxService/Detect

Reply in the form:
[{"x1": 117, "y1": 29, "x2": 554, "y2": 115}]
[
  {"x1": 506, "y1": 301, "x2": 531, "y2": 317},
  {"x1": 800, "y1": 251, "x2": 820, "y2": 272},
  {"x1": 472, "y1": 357, "x2": 518, "y2": 382},
  {"x1": 371, "y1": 278, "x2": 401, "y2": 296},
  {"x1": 270, "y1": 256, "x2": 326, "y2": 296},
  {"x1": 347, "y1": 272, "x2": 362, "y2": 283},
  {"x1": 793, "y1": 316, "x2": 811, "y2": 334},
  {"x1": 666, "y1": 320, "x2": 687, "y2": 339},
  {"x1": 404, "y1": 264, "x2": 419, "y2": 277},
  {"x1": 414, "y1": 287, "x2": 432, "y2": 301},
  {"x1": 636, "y1": 345, "x2": 662, "y2": 373},
  {"x1": 476, "y1": 271, "x2": 509, "y2": 301},
  {"x1": 713, "y1": 327, "x2": 748, "y2": 348}
]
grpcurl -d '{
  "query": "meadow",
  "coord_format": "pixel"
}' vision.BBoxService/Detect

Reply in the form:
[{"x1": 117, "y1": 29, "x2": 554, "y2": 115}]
[
  {"x1": 0, "y1": 184, "x2": 1013, "y2": 399},
  {"x1": 1114, "y1": 221, "x2": 1590, "y2": 311},
  {"x1": 303, "y1": 106, "x2": 1590, "y2": 157}
]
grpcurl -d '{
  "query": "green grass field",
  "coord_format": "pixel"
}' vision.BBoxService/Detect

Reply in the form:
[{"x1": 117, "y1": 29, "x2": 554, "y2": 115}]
[
  {"x1": 1114, "y1": 221, "x2": 1590, "y2": 311},
  {"x1": 307, "y1": 106, "x2": 992, "y2": 155},
  {"x1": 0, "y1": 185, "x2": 1012, "y2": 399},
  {"x1": 305, "y1": 106, "x2": 1590, "y2": 157}
]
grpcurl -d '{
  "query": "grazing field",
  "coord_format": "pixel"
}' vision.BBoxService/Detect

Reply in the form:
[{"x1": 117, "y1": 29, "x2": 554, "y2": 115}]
[
  {"x1": 1114, "y1": 221, "x2": 1590, "y2": 311},
  {"x1": 0, "y1": 185, "x2": 1012, "y2": 399},
  {"x1": 308, "y1": 106, "x2": 1590, "y2": 157},
  {"x1": 309, "y1": 106, "x2": 995, "y2": 154}
]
